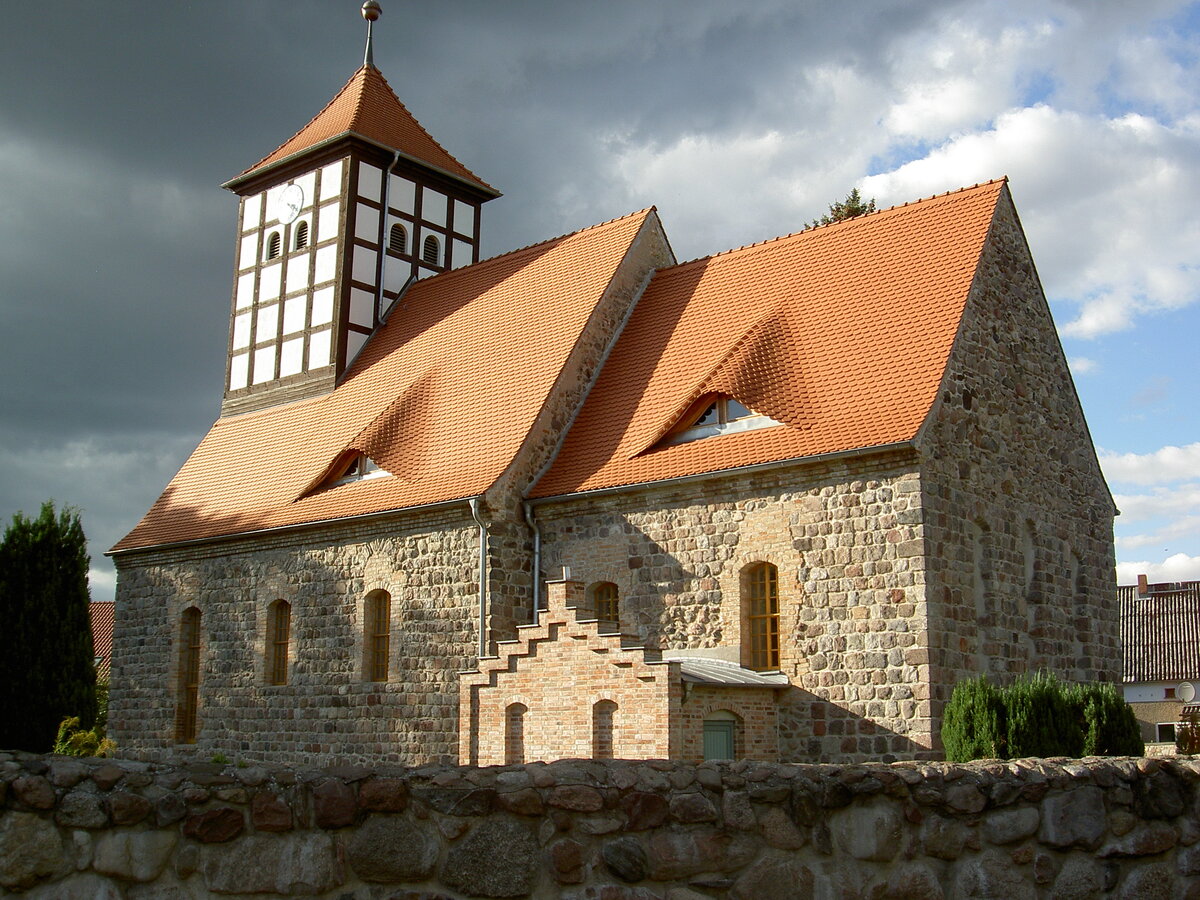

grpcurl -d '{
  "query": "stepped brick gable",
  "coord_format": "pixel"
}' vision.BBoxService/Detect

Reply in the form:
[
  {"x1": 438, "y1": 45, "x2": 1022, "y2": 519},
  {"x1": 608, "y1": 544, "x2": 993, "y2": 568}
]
[{"x1": 109, "y1": 35, "x2": 1118, "y2": 767}]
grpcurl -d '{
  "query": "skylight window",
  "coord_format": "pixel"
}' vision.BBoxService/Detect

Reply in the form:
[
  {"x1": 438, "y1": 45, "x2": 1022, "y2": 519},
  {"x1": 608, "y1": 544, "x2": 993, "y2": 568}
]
[{"x1": 671, "y1": 396, "x2": 781, "y2": 445}]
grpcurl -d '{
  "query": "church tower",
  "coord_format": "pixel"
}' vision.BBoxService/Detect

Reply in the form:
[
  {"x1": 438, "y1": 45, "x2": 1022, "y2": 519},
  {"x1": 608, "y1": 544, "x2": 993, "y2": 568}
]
[{"x1": 219, "y1": 2, "x2": 499, "y2": 416}]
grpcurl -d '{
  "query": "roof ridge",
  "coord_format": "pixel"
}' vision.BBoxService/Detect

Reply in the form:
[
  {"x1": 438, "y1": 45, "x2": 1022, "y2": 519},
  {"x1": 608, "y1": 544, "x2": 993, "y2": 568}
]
[{"x1": 667, "y1": 177, "x2": 1008, "y2": 273}]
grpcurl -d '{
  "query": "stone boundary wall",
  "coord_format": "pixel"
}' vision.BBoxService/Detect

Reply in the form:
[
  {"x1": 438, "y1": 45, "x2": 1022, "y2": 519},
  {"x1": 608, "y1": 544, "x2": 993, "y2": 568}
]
[{"x1": 2, "y1": 753, "x2": 1200, "y2": 898}]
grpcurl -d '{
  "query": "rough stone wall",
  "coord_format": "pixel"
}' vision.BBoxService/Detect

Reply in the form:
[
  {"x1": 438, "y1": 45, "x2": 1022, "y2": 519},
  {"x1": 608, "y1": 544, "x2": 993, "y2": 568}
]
[
  {"x1": 533, "y1": 451, "x2": 934, "y2": 763},
  {"x1": 110, "y1": 507, "x2": 482, "y2": 768},
  {"x1": 4, "y1": 753, "x2": 1200, "y2": 899},
  {"x1": 917, "y1": 186, "x2": 1120, "y2": 742}
]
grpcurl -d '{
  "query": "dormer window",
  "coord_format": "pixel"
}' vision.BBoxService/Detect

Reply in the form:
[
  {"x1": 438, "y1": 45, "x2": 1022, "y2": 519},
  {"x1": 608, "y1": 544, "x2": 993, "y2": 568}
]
[
  {"x1": 671, "y1": 396, "x2": 781, "y2": 445},
  {"x1": 422, "y1": 235, "x2": 440, "y2": 266},
  {"x1": 266, "y1": 232, "x2": 282, "y2": 260},
  {"x1": 389, "y1": 223, "x2": 408, "y2": 255},
  {"x1": 293, "y1": 220, "x2": 309, "y2": 251},
  {"x1": 334, "y1": 453, "x2": 388, "y2": 485}
]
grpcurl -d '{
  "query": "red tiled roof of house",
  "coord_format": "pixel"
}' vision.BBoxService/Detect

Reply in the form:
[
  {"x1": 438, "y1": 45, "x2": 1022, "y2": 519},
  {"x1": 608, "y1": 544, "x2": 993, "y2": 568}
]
[
  {"x1": 233, "y1": 66, "x2": 496, "y2": 194},
  {"x1": 90, "y1": 601, "x2": 114, "y2": 677},
  {"x1": 532, "y1": 180, "x2": 1008, "y2": 498},
  {"x1": 1121, "y1": 584, "x2": 1200, "y2": 682},
  {"x1": 112, "y1": 209, "x2": 657, "y2": 552}
]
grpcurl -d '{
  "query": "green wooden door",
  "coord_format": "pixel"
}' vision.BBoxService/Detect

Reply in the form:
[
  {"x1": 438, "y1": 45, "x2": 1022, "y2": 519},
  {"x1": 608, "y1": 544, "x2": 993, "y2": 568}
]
[{"x1": 703, "y1": 720, "x2": 735, "y2": 760}]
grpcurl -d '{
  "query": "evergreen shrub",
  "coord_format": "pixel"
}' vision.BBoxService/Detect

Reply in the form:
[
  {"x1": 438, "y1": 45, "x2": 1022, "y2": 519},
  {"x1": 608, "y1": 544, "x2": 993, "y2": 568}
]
[
  {"x1": 942, "y1": 676, "x2": 1006, "y2": 762},
  {"x1": 1005, "y1": 671, "x2": 1081, "y2": 758},
  {"x1": 1068, "y1": 681, "x2": 1144, "y2": 757}
]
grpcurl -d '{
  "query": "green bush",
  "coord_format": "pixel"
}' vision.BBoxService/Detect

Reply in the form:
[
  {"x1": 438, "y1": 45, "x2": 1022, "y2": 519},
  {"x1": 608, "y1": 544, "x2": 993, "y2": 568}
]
[
  {"x1": 942, "y1": 672, "x2": 1142, "y2": 761},
  {"x1": 942, "y1": 676, "x2": 1006, "y2": 762}
]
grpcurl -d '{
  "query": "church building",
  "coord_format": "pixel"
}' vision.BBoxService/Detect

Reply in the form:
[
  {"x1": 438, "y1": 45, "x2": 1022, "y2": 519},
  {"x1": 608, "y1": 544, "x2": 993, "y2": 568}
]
[{"x1": 108, "y1": 6, "x2": 1120, "y2": 766}]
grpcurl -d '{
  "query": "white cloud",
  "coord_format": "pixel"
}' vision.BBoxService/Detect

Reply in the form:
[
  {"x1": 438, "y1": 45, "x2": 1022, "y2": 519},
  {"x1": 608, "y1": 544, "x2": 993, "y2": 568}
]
[
  {"x1": 88, "y1": 567, "x2": 116, "y2": 603},
  {"x1": 1117, "y1": 553, "x2": 1200, "y2": 585},
  {"x1": 1113, "y1": 483, "x2": 1200, "y2": 520},
  {"x1": 1100, "y1": 443, "x2": 1200, "y2": 486},
  {"x1": 1068, "y1": 356, "x2": 1097, "y2": 374}
]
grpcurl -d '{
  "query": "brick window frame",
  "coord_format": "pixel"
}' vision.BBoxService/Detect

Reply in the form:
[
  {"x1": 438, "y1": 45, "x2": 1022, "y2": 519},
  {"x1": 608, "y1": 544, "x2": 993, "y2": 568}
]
[
  {"x1": 505, "y1": 702, "x2": 527, "y2": 765},
  {"x1": 592, "y1": 699, "x2": 617, "y2": 759}
]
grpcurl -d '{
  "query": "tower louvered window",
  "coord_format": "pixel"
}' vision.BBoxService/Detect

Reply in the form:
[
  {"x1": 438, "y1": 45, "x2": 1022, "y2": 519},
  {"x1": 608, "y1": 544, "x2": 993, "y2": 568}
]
[
  {"x1": 422, "y1": 234, "x2": 440, "y2": 265},
  {"x1": 266, "y1": 231, "x2": 282, "y2": 260},
  {"x1": 293, "y1": 220, "x2": 309, "y2": 251},
  {"x1": 175, "y1": 607, "x2": 202, "y2": 743},
  {"x1": 389, "y1": 223, "x2": 408, "y2": 254}
]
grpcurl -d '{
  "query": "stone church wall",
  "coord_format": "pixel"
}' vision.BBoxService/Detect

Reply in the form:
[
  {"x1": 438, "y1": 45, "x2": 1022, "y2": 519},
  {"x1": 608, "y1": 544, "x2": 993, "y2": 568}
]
[
  {"x1": 110, "y1": 506, "x2": 483, "y2": 768},
  {"x1": 4, "y1": 752, "x2": 1200, "y2": 898},
  {"x1": 917, "y1": 188, "x2": 1120, "y2": 745},
  {"x1": 532, "y1": 450, "x2": 935, "y2": 763}
]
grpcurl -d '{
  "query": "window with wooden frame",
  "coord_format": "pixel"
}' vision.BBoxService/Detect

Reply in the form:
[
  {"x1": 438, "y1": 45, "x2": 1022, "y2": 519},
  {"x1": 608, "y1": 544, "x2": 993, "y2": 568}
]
[
  {"x1": 363, "y1": 590, "x2": 391, "y2": 682},
  {"x1": 592, "y1": 699, "x2": 617, "y2": 759},
  {"x1": 669, "y1": 395, "x2": 781, "y2": 445},
  {"x1": 266, "y1": 599, "x2": 291, "y2": 685},
  {"x1": 505, "y1": 702, "x2": 527, "y2": 765},
  {"x1": 175, "y1": 606, "x2": 202, "y2": 743},
  {"x1": 589, "y1": 582, "x2": 619, "y2": 622},
  {"x1": 389, "y1": 223, "x2": 408, "y2": 254},
  {"x1": 744, "y1": 562, "x2": 780, "y2": 671},
  {"x1": 422, "y1": 234, "x2": 440, "y2": 265},
  {"x1": 293, "y1": 220, "x2": 309, "y2": 251}
]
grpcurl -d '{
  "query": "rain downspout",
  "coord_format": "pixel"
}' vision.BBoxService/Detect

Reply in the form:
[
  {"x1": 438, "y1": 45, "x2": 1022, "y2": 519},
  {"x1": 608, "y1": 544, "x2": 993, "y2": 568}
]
[
  {"x1": 468, "y1": 497, "x2": 489, "y2": 659},
  {"x1": 523, "y1": 502, "x2": 541, "y2": 624}
]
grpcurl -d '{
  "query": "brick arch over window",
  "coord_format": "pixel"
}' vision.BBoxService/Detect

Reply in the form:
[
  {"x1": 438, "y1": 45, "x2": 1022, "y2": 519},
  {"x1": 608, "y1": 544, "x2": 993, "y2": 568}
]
[
  {"x1": 266, "y1": 599, "x2": 291, "y2": 685},
  {"x1": 592, "y1": 699, "x2": 617, "y2": 759},
  {"x1": 741, "y1": 562, "x2": 779, "y2": 671},
  {"x1": 363, "y1": 590, "x2": 390, "y2": 682},
  {"x1": 702, "y1": 709, "x2": 742, "y2": 760},
  {"x1": 175, "y1": 606, "x2": 202, "y2": 744},
  {"x1": 505, "y1": 702, "x2": 527, "y2": 765}
]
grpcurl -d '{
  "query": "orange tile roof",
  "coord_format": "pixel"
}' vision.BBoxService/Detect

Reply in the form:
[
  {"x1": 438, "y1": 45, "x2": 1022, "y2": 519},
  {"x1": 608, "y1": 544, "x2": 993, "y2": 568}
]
[
  {"x1": 112, "y1": 209, "x2": 656, "y2": 552},
  {"x1": 90, "y1": 601, "x2": 114, "y2": 677},
  {"x1": 233, "y1": 66, "x2": 496, "y2": 194},
  {"x1": 532, "y1": 180, "x2": 1008, "y2": 499}
]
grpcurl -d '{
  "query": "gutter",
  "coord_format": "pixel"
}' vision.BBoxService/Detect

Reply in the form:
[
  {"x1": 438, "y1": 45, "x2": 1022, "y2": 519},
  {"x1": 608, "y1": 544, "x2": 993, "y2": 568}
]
[
  {"x1": 527, "y1": 441, "x2": 916, "y2": 507},
  {"x1": 468, "y1": 496, "x2": 489, "y2": 659},
  {"x1": 523, "y1": 502, "x2": 541, "y2": 624}
]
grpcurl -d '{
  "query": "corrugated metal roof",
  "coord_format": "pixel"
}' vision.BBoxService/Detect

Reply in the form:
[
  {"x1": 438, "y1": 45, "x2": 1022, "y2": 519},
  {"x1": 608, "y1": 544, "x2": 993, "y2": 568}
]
[
  {"x1": 1121, "y1": 585, "x2": 1200, "y2": 682},
  {"x1": 670, "y1": 656, "x2": 789, "y2": 687}
]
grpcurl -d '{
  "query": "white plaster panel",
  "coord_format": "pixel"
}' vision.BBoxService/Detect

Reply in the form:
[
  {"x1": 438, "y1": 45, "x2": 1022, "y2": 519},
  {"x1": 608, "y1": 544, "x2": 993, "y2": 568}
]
[
  {"x1": 282, "y1": 297, "x2": 306, "y2": 335},
  {"x1": 346, "y1": 329, "x2": 368, "y2": 363},
  {"x1": 265, "y1": 184, "x2": 284, "y2": 225},
  {"x1": 286, "y1": 252, "x2": 312, "y2": 293},
  {"x1": 232, "y1": 313, "x2": 251, "y2": 349},
  {"x1": 355, "y1": 203, "x2": 380, "y2": 242},
  {"x1": 308, "y1": 328, "x2": 332, "y2": 368},
  {"x1": 314, "y1": 246, "x2": 337, "y2": 285},
  {"x1": 242, "y1": 193, "x2": 262, "y2": 230},
  {"x1": 383, "y1": 256, "x2": 407, "y2": 292},
  {"x1": 320, "y1": 159, "x2": 345, "y2": 201},
  {"x1": 317, "y1": 201, "x2": 340, "y2": 243},
  {"x1": 229, "y1": 352, "x2": 249, "y2": 390},
  {"x1": 453, "y1": 200, "x2": 475, "y2": 238},
  {"x1": 419, "y1": 265, "x2": 437, "y2": 279},
  {"x1": 259, "y1": 263, "x2": 282, "y2": 302},
  {"x1": 253, "y1": 344, "x2": 277, "y2": 384},
  {"x1": 279, "y1": 337, "x2": 304, "y2": 377},
  {"x1": 452, "y1": 238, "x2": 473, "y2": 269},
  {"x1": 422, "y1": 186, "x2": 447, "y2": 227},
  {"x1": 256, "y1": 303, "x2": 279, "y2": 342},
  {"x1": 389, "y1": 175, "x2": 416, "y2": 214},
  {"x1": 349, "y1": 288, "x2": 374, "y2": 328},
  {"x1": 236, "y1": 272, "x2": 256, "y2": 310},
  {"x1": 352, "y1": 245, "x2": 378, "y2": 284},
  {"x1": 295, "y1": 171, "x2": 316, "y2": 209},
  {"x1": 239, "y1": 233, "x2": 258, "y2": 270},
  {"x1": 358, "y1": 161, "x2": 383, "y2": 202},
  {"x1": 311, "y1": 287, "x2": 334, "y2": 326}
]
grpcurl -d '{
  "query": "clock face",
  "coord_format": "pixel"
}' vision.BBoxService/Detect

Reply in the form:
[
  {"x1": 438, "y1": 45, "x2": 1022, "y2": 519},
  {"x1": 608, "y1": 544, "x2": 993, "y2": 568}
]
[{"x1": 278, "y1": 184, "x2": 304, "y2": 224}]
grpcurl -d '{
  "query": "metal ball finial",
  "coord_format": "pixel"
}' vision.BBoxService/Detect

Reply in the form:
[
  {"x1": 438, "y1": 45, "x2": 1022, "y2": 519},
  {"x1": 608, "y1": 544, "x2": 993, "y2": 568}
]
[{"x1": 362, "y1": 1, "x2": 381, "y2": 22}]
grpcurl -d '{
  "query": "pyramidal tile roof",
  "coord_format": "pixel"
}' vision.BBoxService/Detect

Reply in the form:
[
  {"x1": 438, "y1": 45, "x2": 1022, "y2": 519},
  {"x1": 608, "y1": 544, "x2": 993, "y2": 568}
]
[
  {"x1": 233, "y1": 65, "x2": 496, "y2": 194},
  {"x1": 112, "y1": 209, "x2": 656, "y2": 552},
  {"x1": 532, "y1": 179, "x2": 1009, "y2": 499}
]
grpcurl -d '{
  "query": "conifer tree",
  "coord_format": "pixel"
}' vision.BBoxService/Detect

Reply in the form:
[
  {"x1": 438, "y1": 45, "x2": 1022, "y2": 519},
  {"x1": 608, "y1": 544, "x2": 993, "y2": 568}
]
[
  {"x1": 810, "y1": 188, "x2": 877, "y2": 227},
  {"x1": 0, "y1": 502, "x2": 97, "y2": 751}
]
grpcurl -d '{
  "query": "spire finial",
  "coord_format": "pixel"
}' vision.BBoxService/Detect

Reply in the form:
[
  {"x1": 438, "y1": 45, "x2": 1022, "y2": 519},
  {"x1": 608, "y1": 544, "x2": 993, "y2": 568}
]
[{"x1": 362, "y1": 1, "x2": 382, "y2": 68}]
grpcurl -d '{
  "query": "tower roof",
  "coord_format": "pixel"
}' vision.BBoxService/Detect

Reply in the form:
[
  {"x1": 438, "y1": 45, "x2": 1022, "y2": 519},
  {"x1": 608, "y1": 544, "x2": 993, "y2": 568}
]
[{"x1": 226, "y1": 65, "x2": 497, "y2": 196}]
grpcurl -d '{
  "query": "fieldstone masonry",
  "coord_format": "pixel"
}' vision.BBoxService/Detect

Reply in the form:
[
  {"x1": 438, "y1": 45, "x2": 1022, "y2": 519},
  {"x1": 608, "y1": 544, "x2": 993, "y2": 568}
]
[{"x1": 4, "y1": 753, "x2": 1200, "y2": 898}]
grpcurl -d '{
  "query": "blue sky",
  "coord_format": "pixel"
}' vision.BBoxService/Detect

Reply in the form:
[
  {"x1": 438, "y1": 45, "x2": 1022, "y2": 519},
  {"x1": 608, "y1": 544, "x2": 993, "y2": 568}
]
[{"x1": 0, "y1": 0, "x2": 1197, "y2": 595}]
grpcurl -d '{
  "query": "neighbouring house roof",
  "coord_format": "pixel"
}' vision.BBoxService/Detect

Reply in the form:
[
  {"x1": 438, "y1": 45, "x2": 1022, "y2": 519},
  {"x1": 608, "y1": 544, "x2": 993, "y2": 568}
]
[
  {"x1": 90, "y1": 601, "x2": 114, "y2": 677},
  {"x1": 532, "y1": 179, "x2": 1007, "y2": 498},
  {"x1": 112, "y1": 209, "x2": 657, "y2": 553},
  {"x1": 671, "y1": 657, "x2": 790, "y2": 687},
  {"x1": 229, "y1": 65, "x2": 497, "y2": 195},
  {"x1": 1121, "y1": 585, "x2": 1200, "y2": 682}
]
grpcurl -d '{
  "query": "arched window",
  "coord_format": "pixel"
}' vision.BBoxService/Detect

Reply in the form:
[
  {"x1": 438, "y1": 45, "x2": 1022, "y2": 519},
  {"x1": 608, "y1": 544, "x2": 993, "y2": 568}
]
[
  {"x1": 266, "y1": 599, "x2": 290, "y2": 685},
  {"x1": 589, "y1": 582, "x2": 619, "y2": 622},
  {"x1": 593, "y1": 700, "x2": 617, "y2": 759},
  {"x1": 422, "y1": 234, "x2": 440, "y2": 265},
  {"x1": 743, "y1": 562, "x2": 779, "y2": 671},
  {"x1": 505, "y1": 702, "x2": 527, "y2": 765},
  {"x1": 293, "y1": 220, "x2": 309, "y2": 251},
  {"x1": 702, "y1": 710, "x2": 740, "y2": 760},
  {"x1": 364, "y1": 590, "x2": 390, "y2": 682},
  {"x1": 1022, "y1": 520, "x2": 1037, "y2": 596},
  {"x1": 389, "y1": 223, "x2": 408, "y2": 254},
  {"x1": 175, "y1": 607, "x2": 202, "y2": 743},
  {"x1": 266, "y1": 231, "x2": 282, "y2": 260}
]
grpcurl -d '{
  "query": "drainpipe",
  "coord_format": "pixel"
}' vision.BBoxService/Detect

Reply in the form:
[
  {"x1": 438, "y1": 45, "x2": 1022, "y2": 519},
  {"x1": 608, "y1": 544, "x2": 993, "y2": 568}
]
[
  {"x1": 468, "y1": 497, "x2": 489, "y2": 659},
  {"x1": 523, "y1": 502, "x2": 541, "y2": 624}
]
